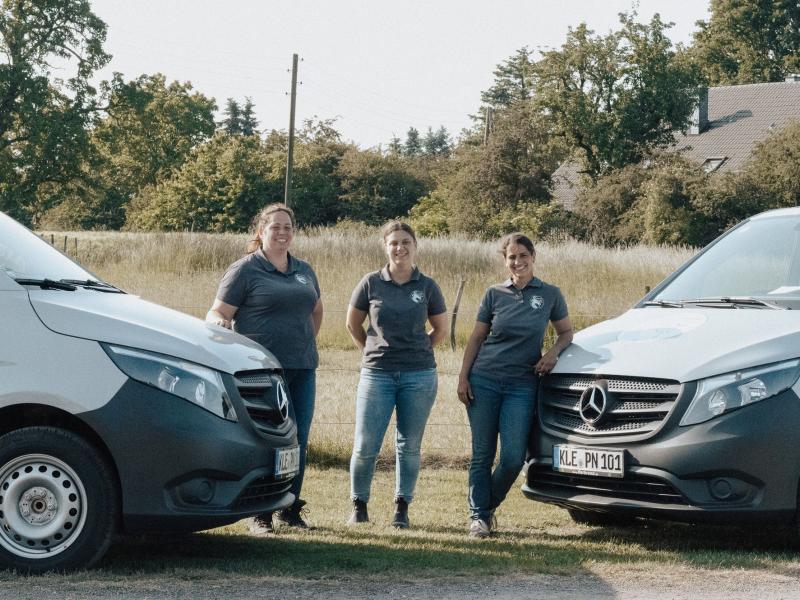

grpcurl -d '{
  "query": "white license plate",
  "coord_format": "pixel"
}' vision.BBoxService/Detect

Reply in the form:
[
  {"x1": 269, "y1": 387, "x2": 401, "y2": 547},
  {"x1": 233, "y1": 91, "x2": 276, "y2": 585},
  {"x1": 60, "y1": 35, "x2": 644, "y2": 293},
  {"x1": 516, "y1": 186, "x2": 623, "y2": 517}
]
[
  {"x1": 275, "y1": 446, "x2": 300, "y2": 477},
  {"x1": 553, "y1": 445, "x2": 624, "y2": 478}
]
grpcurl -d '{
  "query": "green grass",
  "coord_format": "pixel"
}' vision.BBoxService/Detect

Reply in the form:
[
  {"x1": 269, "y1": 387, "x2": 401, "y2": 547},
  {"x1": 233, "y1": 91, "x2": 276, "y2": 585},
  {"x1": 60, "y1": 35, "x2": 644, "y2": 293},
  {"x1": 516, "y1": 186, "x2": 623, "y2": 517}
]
[{"x1": 5, "y1": 467, "x2": 797, "y2": 584}]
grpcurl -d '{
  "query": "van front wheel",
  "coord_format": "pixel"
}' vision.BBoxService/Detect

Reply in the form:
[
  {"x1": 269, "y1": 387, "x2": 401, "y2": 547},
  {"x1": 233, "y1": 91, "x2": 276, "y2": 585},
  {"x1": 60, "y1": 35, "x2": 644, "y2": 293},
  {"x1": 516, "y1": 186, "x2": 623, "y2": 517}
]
[{"x1": 0, "y1": 427, "x2": 118, "y2": 573}]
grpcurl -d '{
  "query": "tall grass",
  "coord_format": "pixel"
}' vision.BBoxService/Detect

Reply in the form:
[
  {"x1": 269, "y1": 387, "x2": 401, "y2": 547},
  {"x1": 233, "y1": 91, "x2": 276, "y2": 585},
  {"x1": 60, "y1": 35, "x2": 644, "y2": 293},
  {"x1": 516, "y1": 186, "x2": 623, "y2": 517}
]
[{"x1": 44, "y1": 227, "x2": 694, "y2": 463}]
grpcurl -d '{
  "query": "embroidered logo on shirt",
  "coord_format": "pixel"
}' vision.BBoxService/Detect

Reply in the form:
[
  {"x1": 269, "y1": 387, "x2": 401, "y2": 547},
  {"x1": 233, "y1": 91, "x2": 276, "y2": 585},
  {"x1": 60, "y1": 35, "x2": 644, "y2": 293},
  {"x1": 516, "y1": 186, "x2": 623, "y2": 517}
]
[
  {"x1": 530, "y1": 295, "x2": 544, "y2": 310},
  {"x1": 295, "y1": 274, "x2": 309, "y2": 285},
  {"x1": 410, "y1": 290, "x2": 425, "y2": 304}
]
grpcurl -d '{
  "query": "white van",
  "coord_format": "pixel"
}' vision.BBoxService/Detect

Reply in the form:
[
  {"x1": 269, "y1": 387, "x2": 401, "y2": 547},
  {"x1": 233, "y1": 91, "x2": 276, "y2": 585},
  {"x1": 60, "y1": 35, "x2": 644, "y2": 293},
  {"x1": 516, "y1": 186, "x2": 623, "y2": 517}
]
[
  {"x1": 525, "y1": 207, "x2": 800, "y2": 533},
  {"x1": 0, "y1": 211, "x2": 299, "y2": 572}
]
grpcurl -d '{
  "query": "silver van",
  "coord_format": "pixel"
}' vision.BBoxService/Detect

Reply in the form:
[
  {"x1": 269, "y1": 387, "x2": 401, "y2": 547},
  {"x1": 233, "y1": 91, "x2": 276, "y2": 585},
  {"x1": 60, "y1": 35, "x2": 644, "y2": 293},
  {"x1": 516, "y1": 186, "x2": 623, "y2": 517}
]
[
  {"x1": 0, "y1": 211, "x2": 299, "y2": 572},
  {"x1": 525, "y1": 207, "x2": 800, "y2": 533}
]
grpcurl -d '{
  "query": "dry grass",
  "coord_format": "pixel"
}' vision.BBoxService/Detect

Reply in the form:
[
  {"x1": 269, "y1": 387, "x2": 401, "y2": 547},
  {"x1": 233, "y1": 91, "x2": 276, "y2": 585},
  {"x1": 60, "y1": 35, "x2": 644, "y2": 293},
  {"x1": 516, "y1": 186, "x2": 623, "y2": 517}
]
[{"x1": 40, "y1": 227, "x2": 694, "y2": 463}]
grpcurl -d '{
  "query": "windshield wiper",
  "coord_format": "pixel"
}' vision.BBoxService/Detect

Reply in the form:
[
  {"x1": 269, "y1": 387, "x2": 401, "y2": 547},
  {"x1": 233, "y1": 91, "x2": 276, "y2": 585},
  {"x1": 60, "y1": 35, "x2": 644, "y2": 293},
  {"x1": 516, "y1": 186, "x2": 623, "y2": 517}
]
[
  {"x1": 14, "y1": 278, "x2": 77, "y2": 291},
  {"x1": 642, "y1": 300, "x2": 684, "y2": 308},
  {"x1": 682, "y1": 296, "x2": 788, "y2": 310},
  {"x1": 59, "y1": 279, "x2": 124, "y2": 293}
]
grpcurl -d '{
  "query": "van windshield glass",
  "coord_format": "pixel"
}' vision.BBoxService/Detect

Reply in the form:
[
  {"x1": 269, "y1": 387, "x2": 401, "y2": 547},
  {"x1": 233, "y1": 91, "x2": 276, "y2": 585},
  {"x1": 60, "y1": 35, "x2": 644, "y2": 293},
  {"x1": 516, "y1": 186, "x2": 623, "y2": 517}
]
[
  {"x1": 653, "y1": 214, "x2": 800, "y2": 309},
  {"x1": 0, "y1": 213, "x2": 95, "y2": 282}
]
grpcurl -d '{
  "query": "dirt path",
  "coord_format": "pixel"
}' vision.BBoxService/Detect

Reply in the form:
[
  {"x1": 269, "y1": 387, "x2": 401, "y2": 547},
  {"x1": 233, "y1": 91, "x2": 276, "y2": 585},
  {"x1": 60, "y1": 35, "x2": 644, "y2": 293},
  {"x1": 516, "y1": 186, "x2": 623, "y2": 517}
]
[{"x1": 2, "y1": 568, "x2": 800, "y2": 600}]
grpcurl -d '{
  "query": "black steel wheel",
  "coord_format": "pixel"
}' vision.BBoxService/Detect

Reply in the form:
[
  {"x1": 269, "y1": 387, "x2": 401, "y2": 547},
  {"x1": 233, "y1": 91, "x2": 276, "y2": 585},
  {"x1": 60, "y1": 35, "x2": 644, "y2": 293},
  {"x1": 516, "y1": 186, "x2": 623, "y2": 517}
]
[{"x1": 0, "y1": 427, "x2": 118, "y2": 573}]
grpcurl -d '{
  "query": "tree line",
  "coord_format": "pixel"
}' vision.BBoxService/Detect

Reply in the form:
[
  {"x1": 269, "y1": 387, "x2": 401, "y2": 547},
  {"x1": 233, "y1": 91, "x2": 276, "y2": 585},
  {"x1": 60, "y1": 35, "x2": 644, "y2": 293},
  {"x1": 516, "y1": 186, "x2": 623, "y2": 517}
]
[{"x1": 2, "y1": 0, "x2": 799, "y2": 246}]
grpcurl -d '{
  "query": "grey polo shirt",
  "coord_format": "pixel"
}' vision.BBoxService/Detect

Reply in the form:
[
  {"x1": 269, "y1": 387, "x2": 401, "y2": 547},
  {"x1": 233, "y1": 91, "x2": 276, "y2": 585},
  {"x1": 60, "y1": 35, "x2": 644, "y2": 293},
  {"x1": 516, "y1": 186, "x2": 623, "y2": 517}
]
[
  {"x1": 470, "y1": 277, "x2": 568, "y2": 381},
  {"x1": 350, "y1": 265, "x2": 447, "y2": 371},
  {"x1": 216, "y1": 250, "x2": 320, "y2": 370}
]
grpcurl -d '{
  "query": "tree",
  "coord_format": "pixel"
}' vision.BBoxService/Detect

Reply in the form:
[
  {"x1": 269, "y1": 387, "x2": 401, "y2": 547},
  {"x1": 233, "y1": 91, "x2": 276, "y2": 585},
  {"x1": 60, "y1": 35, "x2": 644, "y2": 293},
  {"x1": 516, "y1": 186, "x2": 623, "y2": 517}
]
[
  {"x1": 220, "y1": 98, "x2": 242, "y2": 134},
  {"x1": 532, "y1": 13, "x2": 701, "y2": 179},
  {"x1": 481, "y1": 47, "x2": 535, "y2": 109},
  {"x1": 0, "y1": 0, "x2": 110, "y2": 224},
  {"x1": 404, "y1": 127, "x2": 422, "y2": 157},
  {"x1": 240, "y1": 97, "x2": 259, "y2": 136},
  {"x1": 422, "y1": 126, "x2": 451, "y2": 157},
  {"x1": 691, "y1": 0, "x2": 800, "y2": 85}
]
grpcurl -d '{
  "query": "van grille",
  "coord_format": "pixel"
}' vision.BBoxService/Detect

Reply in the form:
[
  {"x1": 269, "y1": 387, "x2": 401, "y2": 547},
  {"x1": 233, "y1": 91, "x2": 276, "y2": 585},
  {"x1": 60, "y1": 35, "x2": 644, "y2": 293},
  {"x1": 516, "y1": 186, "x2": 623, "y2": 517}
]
[
  {"x1": 529, "y1": 465, "x2": 686, "y2": 505},
  {"x1": 233, "y1": 475, "x2": 292, "y2": 509},
  {"x1": 234, "y1": 370, "x2": 290, "y2": 433},
  {"x1": 540, "y1": 375, "x2": 681, "y2": 437}
]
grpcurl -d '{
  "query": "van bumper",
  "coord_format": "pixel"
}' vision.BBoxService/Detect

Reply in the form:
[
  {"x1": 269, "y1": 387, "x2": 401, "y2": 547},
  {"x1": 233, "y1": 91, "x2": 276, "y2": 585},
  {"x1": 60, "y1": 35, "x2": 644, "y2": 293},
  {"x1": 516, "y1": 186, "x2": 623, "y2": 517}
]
[
  {"x1": 80, "y1": 379, "x2": 298, "y2": 533},
  {"x1": 524, "y1": 388, "x2": 800, "y2": 525}
]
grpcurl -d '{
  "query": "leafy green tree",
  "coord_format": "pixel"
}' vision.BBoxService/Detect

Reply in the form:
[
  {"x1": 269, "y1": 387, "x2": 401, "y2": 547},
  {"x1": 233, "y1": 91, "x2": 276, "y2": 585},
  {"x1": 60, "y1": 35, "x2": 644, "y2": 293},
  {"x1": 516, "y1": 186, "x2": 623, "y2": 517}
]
[
  {"x1": 220, "y1": 98, "x2": 242, "y2": 134},
  {"x1": 532, "y1": 13, "x2": 701, "y2": 179},
  {"x1": 404, "y1": 127, "x2": 422, "y2": 157},
  {"x1": 337, "y1": 147, "x2": 431, "y2": 224},
  {"x1": 422, "y1": 126, "x2": 451, "y2": 157},
  {"x1": 124, "y1": 133, "x2": 281, "y2": 231},
  {"x1": 481, "y1": 47, "x2": 535, "y2": 109},
  {"x1": 387, "y1": 135, "x2": 403, "y2": 155},
  {"x1": 0, "y1": 0, "x2": 109, "y2": 224},
  {"x1": 691, "y1": 0, "x2": 800, "y2": 85},
  {"x1": 240, "y1": 97, "x2": 259, "y2": 136}
]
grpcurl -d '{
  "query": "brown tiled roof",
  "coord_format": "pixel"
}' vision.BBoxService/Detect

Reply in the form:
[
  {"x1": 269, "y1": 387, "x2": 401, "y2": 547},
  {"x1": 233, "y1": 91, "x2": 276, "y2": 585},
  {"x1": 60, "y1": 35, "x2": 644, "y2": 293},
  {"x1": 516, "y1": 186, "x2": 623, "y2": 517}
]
[{"x1": 551, "y1": 80, "x2": 800, "y2": 210}]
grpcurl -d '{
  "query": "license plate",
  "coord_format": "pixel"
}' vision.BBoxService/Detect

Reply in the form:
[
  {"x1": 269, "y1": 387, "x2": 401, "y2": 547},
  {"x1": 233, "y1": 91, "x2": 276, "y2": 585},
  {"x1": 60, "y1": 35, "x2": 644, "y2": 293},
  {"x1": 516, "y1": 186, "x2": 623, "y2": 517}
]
[
  {"x1": 553, "y1": 445, "x2": 624, "y2": 478},
  {"x1": 275, "y1": 446, "x2": 300, "y2": 477}
]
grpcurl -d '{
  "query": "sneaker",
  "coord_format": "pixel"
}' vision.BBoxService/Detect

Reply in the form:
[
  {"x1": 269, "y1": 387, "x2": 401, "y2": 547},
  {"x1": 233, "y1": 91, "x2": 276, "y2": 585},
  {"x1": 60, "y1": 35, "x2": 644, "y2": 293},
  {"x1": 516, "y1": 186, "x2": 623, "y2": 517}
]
[
  {"x1": 468, "y1": 518, "x2": 490, "y2": 538},
  {"x1": 249, "y1": 512, "x2": 274, "y2": 535},
  {"x1": 277, "y1": 499, "x2": 309, "y2": 528},
  {"x1": 347, "y1": 499, "x2": 369, "y2": 525},
  {"x1": 392, "y1": 498, "x2": 409, "y2": 529}
]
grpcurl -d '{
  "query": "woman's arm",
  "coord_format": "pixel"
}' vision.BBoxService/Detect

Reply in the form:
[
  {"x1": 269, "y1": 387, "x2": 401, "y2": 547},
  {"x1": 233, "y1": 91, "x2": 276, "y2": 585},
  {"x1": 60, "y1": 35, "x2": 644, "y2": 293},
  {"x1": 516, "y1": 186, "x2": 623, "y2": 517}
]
[
  {"x1": 534, "y1": 317, "x2": 574, "y2": 375},
  {"x1": 206, "y1": 299, "x2": 238, "y2": 329},
  {"x1": 457, "y1": 321, "x2": 490, "y2": 406},
  {"x1": 427, "y1": 312, "x2": 449, "y2": 347},
  {"x1": 311, "y1": 299, "x2": 323, "y2": 337},
  {"x1": 345, "y1": 305, "x2": 368, "y2": 350}
]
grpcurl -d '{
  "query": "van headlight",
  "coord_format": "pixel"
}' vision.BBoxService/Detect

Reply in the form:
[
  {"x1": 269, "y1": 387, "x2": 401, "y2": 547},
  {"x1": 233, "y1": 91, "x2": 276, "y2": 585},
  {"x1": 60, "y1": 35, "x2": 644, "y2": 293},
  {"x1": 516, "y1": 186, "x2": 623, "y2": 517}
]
[
  {"x1": 680, "y1": 359, "x2": 800, "y2": 426},
  {"x1": 102, "y1": 344, "x2": 237, "y2": 421}
]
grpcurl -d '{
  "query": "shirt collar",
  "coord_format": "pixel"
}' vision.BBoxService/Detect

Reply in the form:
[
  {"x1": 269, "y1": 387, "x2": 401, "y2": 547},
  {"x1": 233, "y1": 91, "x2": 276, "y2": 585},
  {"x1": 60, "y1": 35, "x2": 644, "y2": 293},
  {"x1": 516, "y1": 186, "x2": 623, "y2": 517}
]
[
  {"x1": 380, "y1": 264, "x2": 421, "y2": 283},
  {"x1": 502, "y1": 276, "x2": 542, "y2": 290},
  {"x1": 257, "y1": 249, "x2": 297, "y2": 274}
]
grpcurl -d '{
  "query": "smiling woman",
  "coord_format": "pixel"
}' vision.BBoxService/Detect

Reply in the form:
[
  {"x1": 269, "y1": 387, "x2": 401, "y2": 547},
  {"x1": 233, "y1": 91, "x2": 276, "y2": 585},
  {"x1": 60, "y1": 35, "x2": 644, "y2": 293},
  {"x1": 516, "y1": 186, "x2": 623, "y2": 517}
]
[{"x1": 345, "y1": 221, "x2": 448, "y2": 529}]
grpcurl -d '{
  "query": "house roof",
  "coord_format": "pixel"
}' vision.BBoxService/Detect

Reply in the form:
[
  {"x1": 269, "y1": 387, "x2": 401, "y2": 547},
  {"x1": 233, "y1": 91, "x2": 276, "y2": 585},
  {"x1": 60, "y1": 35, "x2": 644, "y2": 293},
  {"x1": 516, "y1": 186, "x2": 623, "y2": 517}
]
[{"x1": 552, "y1": 79, "x2": 800, "y2": 211}]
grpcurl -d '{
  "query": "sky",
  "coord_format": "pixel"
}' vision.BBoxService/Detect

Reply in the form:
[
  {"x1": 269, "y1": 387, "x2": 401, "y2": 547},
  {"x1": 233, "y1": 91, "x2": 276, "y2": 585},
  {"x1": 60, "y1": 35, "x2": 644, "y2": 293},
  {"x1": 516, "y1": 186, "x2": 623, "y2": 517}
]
[{"x1": 84, "y1": 0, "x2": 712, "y2": 149}]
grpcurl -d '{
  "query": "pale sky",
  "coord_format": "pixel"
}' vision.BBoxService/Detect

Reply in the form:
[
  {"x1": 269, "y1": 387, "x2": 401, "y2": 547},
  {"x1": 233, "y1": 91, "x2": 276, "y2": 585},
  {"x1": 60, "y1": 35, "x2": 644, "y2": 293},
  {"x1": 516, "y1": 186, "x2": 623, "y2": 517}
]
[{"x1": 85, "y1": 0, "x2": 712, "y2": 148}]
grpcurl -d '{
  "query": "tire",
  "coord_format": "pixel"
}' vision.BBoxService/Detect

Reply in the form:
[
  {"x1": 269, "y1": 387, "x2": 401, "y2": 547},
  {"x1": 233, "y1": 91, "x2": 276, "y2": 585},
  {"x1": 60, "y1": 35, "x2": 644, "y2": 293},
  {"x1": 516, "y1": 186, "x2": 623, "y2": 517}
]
[
  {"x1": 568, "y1": 508, "x2": 638, "y2": 527},
  {"x1": 0, "y1": 427, "x2": 118, "y2": 573}
]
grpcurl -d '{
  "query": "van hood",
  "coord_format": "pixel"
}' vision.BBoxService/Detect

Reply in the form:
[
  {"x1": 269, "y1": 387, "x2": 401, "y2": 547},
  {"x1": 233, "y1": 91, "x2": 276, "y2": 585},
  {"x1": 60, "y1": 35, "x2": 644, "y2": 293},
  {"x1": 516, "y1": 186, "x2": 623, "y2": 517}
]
[
  {"x1": 28, "y1": 289, "x2": 281, "y2": 374},
  {"x1": 556, "y1": 307, "x2": 800, "y2": 382}
]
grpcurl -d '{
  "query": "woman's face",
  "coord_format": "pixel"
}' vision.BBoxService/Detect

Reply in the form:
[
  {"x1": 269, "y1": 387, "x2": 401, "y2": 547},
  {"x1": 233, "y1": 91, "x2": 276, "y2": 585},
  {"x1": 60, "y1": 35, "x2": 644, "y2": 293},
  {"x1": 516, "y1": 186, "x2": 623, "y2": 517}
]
[
  {"x1": 504, "y1": 242, "x2": 535, "y2": 280},
  {"x1": 384, "y1": 230, "x2": 416, "y2": 268},
  {"x1": 260, "y1": 211, "x2": 294, "y2": 253}
]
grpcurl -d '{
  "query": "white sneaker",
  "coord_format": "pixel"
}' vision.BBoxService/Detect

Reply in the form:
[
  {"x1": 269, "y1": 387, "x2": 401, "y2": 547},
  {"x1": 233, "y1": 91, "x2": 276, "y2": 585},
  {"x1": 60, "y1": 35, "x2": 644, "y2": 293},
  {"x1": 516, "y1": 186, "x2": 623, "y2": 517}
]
[{"x1": 469, "y1": 518, "x2": 491, "y2": 538}]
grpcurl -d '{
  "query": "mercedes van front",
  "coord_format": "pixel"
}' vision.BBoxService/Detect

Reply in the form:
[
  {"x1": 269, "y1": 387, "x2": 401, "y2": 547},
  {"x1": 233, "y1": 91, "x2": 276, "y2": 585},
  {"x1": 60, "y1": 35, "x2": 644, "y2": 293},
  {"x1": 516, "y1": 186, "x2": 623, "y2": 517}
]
[
  {"x1": 525, "y1": 207, "x2": 800, "y2": 534},
  {"x1": 0, "y1": 211, "x2": 299, "y2": 572}
]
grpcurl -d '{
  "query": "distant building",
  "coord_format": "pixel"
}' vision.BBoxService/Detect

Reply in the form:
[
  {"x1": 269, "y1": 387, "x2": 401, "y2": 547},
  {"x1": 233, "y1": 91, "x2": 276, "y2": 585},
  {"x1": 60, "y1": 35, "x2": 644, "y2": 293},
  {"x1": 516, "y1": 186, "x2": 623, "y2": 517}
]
[{"x1": 551, "y1": 77, "x2": 800, "y2": 211}]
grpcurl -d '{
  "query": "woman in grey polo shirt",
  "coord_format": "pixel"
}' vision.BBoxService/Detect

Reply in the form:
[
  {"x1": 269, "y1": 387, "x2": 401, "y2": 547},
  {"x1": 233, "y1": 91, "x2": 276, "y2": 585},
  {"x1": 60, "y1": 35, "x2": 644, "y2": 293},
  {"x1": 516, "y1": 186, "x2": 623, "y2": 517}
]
[
  {"x1": 457, "y1": 233, "x2": 573, "y2": 538},
  {"x1": 206, "y1": 203, "x2": 323, "y2": 533},
  {"x1": 345, "y1": 221, "x2": 448, "y2": 529}
]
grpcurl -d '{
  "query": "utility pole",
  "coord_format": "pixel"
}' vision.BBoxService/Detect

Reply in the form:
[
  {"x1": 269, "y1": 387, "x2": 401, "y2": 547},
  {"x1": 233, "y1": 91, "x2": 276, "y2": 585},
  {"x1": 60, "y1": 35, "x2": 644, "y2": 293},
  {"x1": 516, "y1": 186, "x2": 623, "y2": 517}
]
[
  {"x1": 284, "y1": 53, "x2": 299, "y2": 206},
  {"x1": 483, "y1": 106, "x2": 494, "y2": 145}
]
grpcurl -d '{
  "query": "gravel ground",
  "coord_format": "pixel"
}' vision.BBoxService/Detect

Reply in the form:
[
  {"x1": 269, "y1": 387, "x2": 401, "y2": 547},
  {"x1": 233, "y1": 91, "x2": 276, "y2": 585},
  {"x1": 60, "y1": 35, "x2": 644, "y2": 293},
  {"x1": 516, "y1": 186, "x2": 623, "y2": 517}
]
[{"x1": 2, "y1": 568, "x2": 800, "y2": 600}]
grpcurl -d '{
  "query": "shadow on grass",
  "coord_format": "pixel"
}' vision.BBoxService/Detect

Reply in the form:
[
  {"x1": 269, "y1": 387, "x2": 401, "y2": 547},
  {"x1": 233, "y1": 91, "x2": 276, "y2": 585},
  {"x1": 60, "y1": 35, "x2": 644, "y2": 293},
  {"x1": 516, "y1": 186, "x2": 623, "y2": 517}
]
[{"x1": 95, "y1": 518, "x2": 800, "y2": 579}]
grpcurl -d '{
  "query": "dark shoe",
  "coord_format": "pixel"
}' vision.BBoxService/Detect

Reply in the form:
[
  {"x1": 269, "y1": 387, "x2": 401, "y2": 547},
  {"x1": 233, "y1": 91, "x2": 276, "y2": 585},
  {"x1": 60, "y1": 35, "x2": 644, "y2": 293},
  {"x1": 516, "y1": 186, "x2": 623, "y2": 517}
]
[
  {"x1": 392, "y1": 498, "x2": 409, "y2": 529},
  {"x1": 347, "y1": 499, "x2": 369, "y2": 525},
  {"x1": 249, "y1": 512, "x2": 274, "y2": 535},
  {"x1": 277, "y1": 499, "x2": 309, "y2": 528}
]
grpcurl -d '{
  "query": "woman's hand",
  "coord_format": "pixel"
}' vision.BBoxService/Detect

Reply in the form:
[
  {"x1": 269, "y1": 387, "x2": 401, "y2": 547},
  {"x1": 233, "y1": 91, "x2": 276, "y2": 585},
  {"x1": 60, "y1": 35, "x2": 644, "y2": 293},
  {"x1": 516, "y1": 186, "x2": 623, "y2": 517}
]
[
  {"x1": 457, "y1": 376, "x2": 474, "y2": 406},
  {"x1": 206, "y1": 299, "x2": 237, "y2": 330}
]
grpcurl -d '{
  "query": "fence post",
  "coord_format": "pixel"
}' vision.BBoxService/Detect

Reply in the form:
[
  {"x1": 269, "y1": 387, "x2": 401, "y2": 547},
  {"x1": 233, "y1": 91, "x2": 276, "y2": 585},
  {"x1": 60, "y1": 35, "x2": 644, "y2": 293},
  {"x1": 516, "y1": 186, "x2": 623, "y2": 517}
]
[
  {"x1": 63, "y1": 235, "x2": 68, "y2": 252},
  {"x1": 450, "y1": 276, "x2": 466, "y2": 351},
  {"x1": 74, "y1": 237, "x2": 78, "y2": 260},
  {"x1": 50, "y1": 234, "x2": 54, "y2": 245}
]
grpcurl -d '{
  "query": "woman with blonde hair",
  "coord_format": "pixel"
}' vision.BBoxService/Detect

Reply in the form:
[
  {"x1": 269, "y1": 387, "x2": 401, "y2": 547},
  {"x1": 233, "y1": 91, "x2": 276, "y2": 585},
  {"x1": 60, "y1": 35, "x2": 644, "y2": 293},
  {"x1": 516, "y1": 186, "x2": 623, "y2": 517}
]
[
  {"x1": 345, "y1": 221, "x2": 447, "y2": 528},
  {"x1": 207, "y1": 203, "x2": 323, "y2": 533}
]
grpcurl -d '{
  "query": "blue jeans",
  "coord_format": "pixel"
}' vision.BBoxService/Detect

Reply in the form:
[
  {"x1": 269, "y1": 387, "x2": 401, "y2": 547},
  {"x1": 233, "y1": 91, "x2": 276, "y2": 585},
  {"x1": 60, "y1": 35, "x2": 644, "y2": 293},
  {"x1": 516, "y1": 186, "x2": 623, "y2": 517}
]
[
  {"x1": 467, "y1": 372, "x2": 537, "y2": 521},
  {"x1": 283, "y1": 368, "x2": 316, "y2": 504},
  {"x1": 350, "y1": 368, "x2": 438, "y2": 503}
]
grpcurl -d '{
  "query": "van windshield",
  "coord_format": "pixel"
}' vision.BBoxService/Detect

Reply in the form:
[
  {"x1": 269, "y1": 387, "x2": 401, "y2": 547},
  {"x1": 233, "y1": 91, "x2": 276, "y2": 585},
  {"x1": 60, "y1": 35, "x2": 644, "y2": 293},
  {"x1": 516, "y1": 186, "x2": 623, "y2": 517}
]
[
  {"x1": 653, "y1": 214, "x2": 800, "y2": 309},
  {"x1": 0, "y1": 212, "x2": 96, "y2": 282}
]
